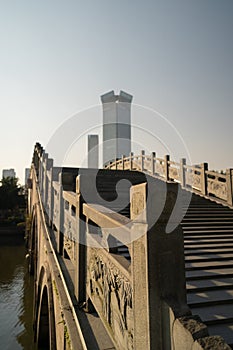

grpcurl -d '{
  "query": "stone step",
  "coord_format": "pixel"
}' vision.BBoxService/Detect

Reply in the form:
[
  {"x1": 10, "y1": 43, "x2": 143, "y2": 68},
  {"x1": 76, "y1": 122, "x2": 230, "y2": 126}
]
[
  {"x1": 182, "y1": 220, "x2": 233, "y2": 225},
  {"x1": 187, "y1": 284, "x2": 233, "y2": 294},
  {"x1": 190, "y1": 304, "x2": 233, "y2": 324},
  {"x1": 184, "y1": 232, "x2": 233, "y2": 237},
  {"x1": 185, "y1": 260, "x2": 233, "y2": 271},
  {"x1": 187, "y1": 278, "x2": 233, "y2": 291},
  {"x1": 184, "y1": 213, "x2": 233, "y2": 218},
  {"x1": 188, "y1": 290, "x2": 233, "y2": 307},
  {"x1": 186, "y1": 268, "x2": 233, "y2": 280},
  {"x1": 183, "y1": 208, "x2": 233, "y2": 212},
  {"x1": 185, "y1": 254, "x2": 233, "y2": 263},
  {"x1": 205, "y1": 323, "x2": 233, "y2": 347},
  {"x1": 184, "y1": 237, "x2": 233, "y2": 242},
  {"x1": 183, "y1": 225, "x2": 233, "y2": 231},
  {"x1": 184, "y1": 242, "x2": 233, "y2": 248},
  {"x1": 185, "y1": 248, "x2": 233, "y2": 255}
]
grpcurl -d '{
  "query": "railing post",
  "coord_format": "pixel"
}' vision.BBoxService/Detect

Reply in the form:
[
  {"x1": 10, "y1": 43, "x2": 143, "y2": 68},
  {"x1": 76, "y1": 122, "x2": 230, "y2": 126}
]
[
  {"x1": 75, "y1": 175, "x2": 87, "y2": 303},
  {"x1": 115, "y1": 157, "x2": 118, "y2": 170},
  {"x1": 180, "y1": 158, "x2": 186, "y2": 188},
  {"x1": 58, "y1": 173, "x2": 64, "y2": 255},
  {"x1": 130, "y1": 183, "x2": 150, "y2": 349},
  {"x1": 130, "y1": 181, "x2": 188, "y2": 349},
  {"x1": 151, "y1": 152, "x2": 156, "y2": 175},
  {"x1": 130, "y1": 152, "x2": 134, "y2": 170},
  {"x1": 164, "y1": 155, "x2": 170, "y2": 181},
  {"x1": 122, "y1": 154, "x2": 125, "y2": 170},
  {"x1": 226, "y1": 169, "x2": 233, "y2": 206},
  {"x1": 141, "y1": 150, "x2": 145, "y2": 171},
  {"x1": 201, "y1": 163, "x2": 208, "y2": 195},
  {"x1": 46, "y1": 158, "x2": 53, "y2": 225}
]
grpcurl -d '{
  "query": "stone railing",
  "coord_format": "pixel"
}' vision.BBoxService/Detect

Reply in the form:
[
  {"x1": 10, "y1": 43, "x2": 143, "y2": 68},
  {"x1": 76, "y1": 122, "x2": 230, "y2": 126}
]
[
  {"x1": 105, "y1": 151, "x2": 233, "y2": 206},
  {"x1": 28, "y1": 143, "x2": 231, "y2": 350}
]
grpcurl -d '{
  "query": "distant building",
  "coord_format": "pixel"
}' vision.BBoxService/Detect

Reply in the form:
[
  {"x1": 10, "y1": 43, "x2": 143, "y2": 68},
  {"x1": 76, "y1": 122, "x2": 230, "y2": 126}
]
[
  {"x1": 25, "y1": 168, "x2": 30, "y2": 185},
  {"x1": 101, "y1": 90, "x2": 133, "y2": 166},
  {"x1": 2, "y1": 168, "x2": 16, "y2": 179},
  {"x1": 88, "y1": 135, "x2": 99, "y2": 168}
]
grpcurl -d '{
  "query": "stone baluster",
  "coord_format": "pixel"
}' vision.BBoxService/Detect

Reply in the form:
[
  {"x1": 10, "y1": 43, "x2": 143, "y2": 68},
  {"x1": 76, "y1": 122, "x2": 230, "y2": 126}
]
[
  {"x1": 122, "y1": 154, "x2": 125, "y2": 170},
  {"x1": 201, "y1": 162, "x2": 208, "y2": 195},
  {"x1": 226, "y1": 169, "x2": 233, "y2": 206},
  {"x1": 75, "y1": 175, "x2": 87, "y2": 303},
  {"x1": 180, "y1": 158, "x2": 186, "y2": 188},
  {"x1": 130, "y1": 179, "x2": 188, "y2": 349},
  {"x1": 141, "y1": 150, "x2": 145, "y2": 171},
  {"x1": 151, "y1": 152, "x2": 156, "y2": 175},
  {"x1": 129, "y1": 151, "x2": 134, "y2": 170},
  {"x1": 57, "y1": 172, "x2": 64, "y2": 255},
  {"x1": 164, "y1": 155, "x2": 170, "y2": 181}
]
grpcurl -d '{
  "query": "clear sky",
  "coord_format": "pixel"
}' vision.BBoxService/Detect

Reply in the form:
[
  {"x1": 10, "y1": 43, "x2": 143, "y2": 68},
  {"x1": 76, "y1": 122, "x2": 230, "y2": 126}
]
[{"x1": 0, "y1": 0, "x2": 232, "y2": 184}]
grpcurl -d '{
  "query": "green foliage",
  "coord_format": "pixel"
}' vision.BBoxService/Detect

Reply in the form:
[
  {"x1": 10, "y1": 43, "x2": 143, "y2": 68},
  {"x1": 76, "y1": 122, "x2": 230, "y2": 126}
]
[{"x1": 0, "y1": 176, "x2": 25, "y2": 210}]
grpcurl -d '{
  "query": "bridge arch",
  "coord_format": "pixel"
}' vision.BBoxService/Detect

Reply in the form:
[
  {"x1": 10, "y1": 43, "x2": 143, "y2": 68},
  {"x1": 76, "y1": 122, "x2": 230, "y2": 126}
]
[{"x1": 35, "y1": 264, "x2": 57, "y2": 350}]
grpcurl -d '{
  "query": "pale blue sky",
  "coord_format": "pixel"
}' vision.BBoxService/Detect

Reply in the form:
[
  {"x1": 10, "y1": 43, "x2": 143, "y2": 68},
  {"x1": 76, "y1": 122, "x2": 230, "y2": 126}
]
[{"x1": 0, "y1": 0, "x2": 232, "y2": 183}]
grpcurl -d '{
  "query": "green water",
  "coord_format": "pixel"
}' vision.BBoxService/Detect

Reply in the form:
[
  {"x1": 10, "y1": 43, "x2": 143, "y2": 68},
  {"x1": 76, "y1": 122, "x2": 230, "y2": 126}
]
[{"x1": 0, "y1": 241, "x2": 36, "y2": 350}]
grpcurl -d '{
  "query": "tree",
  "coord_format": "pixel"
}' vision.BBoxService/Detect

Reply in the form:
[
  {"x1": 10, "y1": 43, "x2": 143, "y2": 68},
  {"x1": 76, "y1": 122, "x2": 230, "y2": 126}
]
[{"x1": 0, "y1": 176, "x2": 24, "y2": 210}]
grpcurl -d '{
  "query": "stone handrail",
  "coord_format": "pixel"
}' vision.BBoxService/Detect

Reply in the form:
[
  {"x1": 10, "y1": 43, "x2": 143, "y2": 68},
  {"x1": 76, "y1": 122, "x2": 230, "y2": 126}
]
[
  {"x1": 105, "y1": 151, "x2": 233, "y2": 206},
  {"x1": 29, "y1": 143, "x2": 231, "y2": 349}
]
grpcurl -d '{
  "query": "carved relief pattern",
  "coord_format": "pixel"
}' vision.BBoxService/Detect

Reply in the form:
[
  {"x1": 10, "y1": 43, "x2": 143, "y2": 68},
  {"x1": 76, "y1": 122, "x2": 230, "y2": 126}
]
[
  {"x1": 63, "y1": 212, "x2": 76, "y2": 261},
  {"x1": 53, "y1": 192, "x2": 59, "y2": 230},
  {"x1": 143, "y1": 159, "x2": 151, "y2": 172},
  {"x1": 155, "y1": 162, "x2": 165, "y2": 176},
  {"x1": 169, "y1": 167, "x2": 180, "y2": 181},
  {"x1": 131, "y1": 192, "x2": 145, "y2": 217},
  {"x1": 207, "y1": 179, "x2": 227, "y2": 201},
  {"x1": 89, "y1": 253, "x2": 133, "y2": 350},
  {"x1": 185, "y1": 172, "x2": 201, "y2": 190}
]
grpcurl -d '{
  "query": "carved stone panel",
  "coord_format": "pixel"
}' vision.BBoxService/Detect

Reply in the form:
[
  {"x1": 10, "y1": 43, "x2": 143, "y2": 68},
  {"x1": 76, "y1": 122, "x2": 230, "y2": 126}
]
[
  {"x1": 207, "y1": 179, "x2": 227, "y2": 201},
  {"x1": 63, "y1": 211, "x2": 76, "y2": 261},
  {"x1": 88, "y1": 253, "x2": 133, "y2": 350}
]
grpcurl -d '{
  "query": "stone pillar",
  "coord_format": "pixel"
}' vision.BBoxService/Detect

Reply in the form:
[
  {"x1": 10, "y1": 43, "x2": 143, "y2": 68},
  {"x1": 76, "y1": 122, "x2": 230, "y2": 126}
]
[
  {"x1": 57, "y1": 173, "x2": 64, "y2": 255},
  {"x1": 129, "y1": 152, "x2": 134, "y2": 170},
  {"x1": 42, "y1": 153, "x2": 48, "y2": 205},
  {"x1": 151, "y1": 152, "x2": 156, "y2": 175},
  {"x1": 75, "y1": 175, "x2": 87, "y2": 303},
  {"x1": 141, "y1": 150, "x2": 145, "y2": 171},
  {"x1": 131, "y1": 178, "x2": 188, "y2": 349},
  {"x1": 180, "y1": 158, "x2": 186, "y2": 188},
  {"x1": 226, "y1": 169, "x2": 233, "y2": 206},
  {"x1": 47, "y1": 159, "x2": 54, "y2": 227},
  {"x1": 201, "y1": 163, "x2": 208, "y2": 195},
  {"x1": 122, "y1": 154, "x2": 125, "y2": 170},
  {"x1": 164, "y1": 155, "x2": 170, "y2": 181},
  {"x1": 131, "y1": 183, "x2": 150, "y2": 349}
]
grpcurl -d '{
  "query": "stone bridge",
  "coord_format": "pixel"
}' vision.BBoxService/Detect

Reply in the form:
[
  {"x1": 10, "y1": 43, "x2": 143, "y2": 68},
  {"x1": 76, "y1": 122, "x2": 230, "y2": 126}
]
[{"x1": 27, "y1": 143, "x2": 232, "y2": 349}]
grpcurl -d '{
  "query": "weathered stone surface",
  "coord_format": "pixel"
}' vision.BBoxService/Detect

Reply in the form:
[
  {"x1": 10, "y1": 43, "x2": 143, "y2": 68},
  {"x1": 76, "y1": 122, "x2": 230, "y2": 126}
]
[
  {"x1": 173, "y1": 315, "x2": 208, "y2": 350},
  {"x1": 194, "y1": 336, "x2": 231, "y2": 350}
]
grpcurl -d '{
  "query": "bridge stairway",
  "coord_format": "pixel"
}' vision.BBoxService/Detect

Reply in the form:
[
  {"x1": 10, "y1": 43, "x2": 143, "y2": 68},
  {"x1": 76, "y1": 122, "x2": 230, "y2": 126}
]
[
  {"x1": 182, "y1": 193, "x2": 233, "y2": 347},
  {"x1": 95, "y1": 170, "x2": 146, "y2": 218},
  {"x1": 101, "y1": 174, "x2": 233, "y2": 346}
]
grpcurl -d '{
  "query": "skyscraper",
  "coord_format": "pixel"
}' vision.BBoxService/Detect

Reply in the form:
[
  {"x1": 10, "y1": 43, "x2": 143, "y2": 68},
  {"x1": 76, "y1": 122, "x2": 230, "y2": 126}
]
[
  {"x1": 101, "y1": 90, "x2": 133, "y2": 165},
  {"x1": 88, "y1": 135, "x2": 99, "y2": 168},
  {"x1": 2, "y1": 168, "x2": 16, "y2": 179}
]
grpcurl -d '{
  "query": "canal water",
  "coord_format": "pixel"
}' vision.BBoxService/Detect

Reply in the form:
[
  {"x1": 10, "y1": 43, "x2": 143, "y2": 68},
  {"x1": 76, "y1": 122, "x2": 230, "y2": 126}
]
[{"x1": 0, "y1": 239, "x2": 36, "y2": 350}]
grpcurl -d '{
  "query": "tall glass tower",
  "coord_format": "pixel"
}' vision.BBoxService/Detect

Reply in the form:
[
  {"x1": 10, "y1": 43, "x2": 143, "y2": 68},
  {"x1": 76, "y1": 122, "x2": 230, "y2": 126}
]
[{"x1": 101, "y1": 90, "x2": 133, "y2": 166}]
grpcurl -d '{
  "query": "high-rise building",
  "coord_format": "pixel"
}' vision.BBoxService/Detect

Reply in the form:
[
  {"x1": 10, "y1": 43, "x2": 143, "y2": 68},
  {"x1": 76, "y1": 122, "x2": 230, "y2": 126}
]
[
  {"x1": 88, "y1": 135, "x2": 99, "y2": 168},
  {"x1": 25, "y1": 168, "x2": 31, "y2": 185},
  {"x1": 101, "y1": 90, "x2": 133, "y2": 165},
  {"x1": 2, "y1": 168, "x2": 16, "y2": 179}
]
